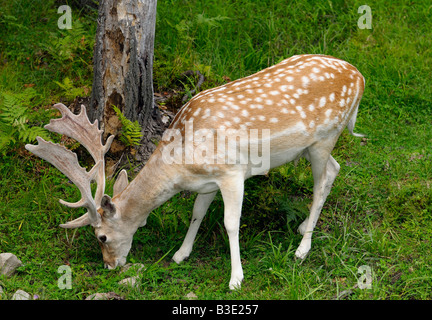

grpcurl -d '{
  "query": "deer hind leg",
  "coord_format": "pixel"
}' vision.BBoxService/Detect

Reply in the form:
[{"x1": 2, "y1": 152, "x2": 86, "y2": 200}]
[
  {"x1": 173, "y1": 191, "x2": 217, "y2": 264},
  {"x1": 295, "y1": 148, "x2": 340, "y2": 259},
  {"x1": 218, "y1": 175, "x2": 245, "y2": 290}
]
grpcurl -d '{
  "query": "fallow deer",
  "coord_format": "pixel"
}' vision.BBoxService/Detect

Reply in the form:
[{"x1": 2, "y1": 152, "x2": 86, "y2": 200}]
[{"x1": 26, "y1": 54, "x2": 365, "y2": 290}]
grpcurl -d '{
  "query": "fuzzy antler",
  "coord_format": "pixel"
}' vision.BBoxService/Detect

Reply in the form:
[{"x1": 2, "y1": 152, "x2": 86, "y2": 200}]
[{"x1": 25, "y1": 103, "x2": 114, "y2": 228}]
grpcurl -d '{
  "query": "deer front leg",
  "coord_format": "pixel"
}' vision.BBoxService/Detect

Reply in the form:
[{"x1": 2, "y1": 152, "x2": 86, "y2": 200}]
[
  {"x1": 173, "y1": 191, "x2": 217, "y2": 264},
  {"x1": 295, "y1": 151, "x2": 340, "y2": 259},
  {"x1": 218, "y1": 176, "x2": 244, "y2": 290}
]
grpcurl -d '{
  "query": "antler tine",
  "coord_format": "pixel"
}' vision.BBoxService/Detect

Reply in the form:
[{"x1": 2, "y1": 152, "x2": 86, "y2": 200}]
[
  {"x1": 44, "y1": 103, "x2": 114, "y2": 205},
  {"x1": 25, "y1": 137, "x2": 102, "y2": 227},
  {"x1": 45, "y1": 103, "x2": 114, "y2": 158}
]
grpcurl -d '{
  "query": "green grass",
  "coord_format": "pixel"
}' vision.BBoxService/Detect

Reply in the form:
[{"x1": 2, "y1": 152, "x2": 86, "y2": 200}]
[{"x1": 1, "y1": 0, "x2": 432, "y2": 300}]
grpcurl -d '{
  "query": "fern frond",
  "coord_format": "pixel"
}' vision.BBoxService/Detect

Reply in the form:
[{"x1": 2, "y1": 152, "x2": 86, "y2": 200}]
[
  {"x1": 112, "y1": 105, "x2": 143, "y2": 147},
  {"x1": 0, "y1": 89, "x2": 49, "y2": 153}
]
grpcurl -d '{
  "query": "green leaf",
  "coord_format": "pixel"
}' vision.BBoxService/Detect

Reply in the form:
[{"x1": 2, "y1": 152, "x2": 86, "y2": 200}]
[
  {"x1": 0, "y1": 89, "x2": 50, "y2": 153},
  {"x1": 112, "y1": 105, "x2": 143, "y2": 147}
]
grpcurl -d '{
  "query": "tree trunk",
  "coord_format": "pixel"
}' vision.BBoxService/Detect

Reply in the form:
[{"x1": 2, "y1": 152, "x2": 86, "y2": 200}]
[{"x1": 89, "y1": 0, "x2": 162, "y2": 162}]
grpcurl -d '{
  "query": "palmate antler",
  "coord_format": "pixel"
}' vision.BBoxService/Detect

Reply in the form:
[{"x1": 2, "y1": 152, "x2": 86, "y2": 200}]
[{"x1": 25, "y1": 103, "x2": 114, "y2": 228}]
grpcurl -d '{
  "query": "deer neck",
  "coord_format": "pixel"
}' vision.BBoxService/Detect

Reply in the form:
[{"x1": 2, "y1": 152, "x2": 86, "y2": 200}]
[{"x1": 115, "y1": 150, "x2": 183, "y2": 228}]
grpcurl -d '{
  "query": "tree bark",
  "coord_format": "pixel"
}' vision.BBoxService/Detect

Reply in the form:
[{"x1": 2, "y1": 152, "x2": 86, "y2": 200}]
[{"x1": 89, "y1": 0, "x2": 162, "y2": 161}]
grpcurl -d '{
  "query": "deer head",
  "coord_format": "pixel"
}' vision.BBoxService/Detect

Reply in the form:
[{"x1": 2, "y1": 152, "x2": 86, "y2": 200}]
[{"x1": 25, "y1": 103, "x2": 133, "y2": 269}]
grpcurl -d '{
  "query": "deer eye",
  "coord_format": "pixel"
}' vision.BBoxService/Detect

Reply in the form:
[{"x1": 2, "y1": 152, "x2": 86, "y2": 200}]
[{"x1": 98, "y1": 235, "x2": 107, "y2": 243}]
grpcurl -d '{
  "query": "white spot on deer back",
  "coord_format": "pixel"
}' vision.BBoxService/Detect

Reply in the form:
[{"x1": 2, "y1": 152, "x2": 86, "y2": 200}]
[{"x1": 319, "y1": 96, "x2": 326, "y2": 108}]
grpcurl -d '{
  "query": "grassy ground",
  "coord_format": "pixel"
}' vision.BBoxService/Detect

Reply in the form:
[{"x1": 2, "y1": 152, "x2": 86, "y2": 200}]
[{"x1": 1, "y1": 0, "x2": 431, "y2": 300}]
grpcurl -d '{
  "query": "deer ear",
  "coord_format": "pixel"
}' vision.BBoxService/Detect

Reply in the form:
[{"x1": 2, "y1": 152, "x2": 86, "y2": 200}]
[
  {"x1": 113, "y1": 169, "x2": 128, "y2": 197},
  {"x1": 100, "y1": 195, "x2": 116, "y2": 218}
]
